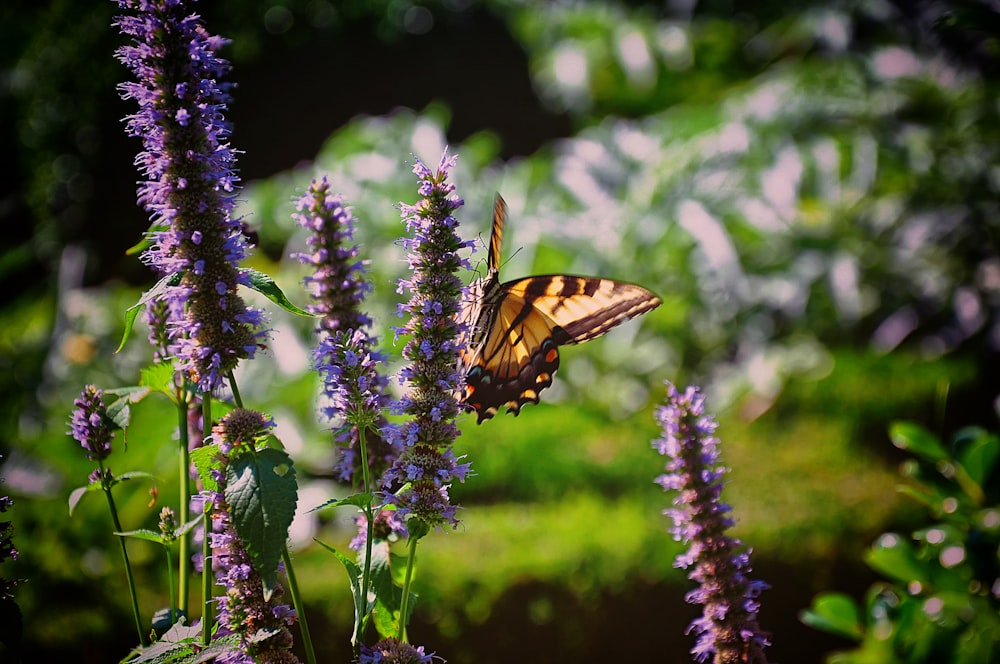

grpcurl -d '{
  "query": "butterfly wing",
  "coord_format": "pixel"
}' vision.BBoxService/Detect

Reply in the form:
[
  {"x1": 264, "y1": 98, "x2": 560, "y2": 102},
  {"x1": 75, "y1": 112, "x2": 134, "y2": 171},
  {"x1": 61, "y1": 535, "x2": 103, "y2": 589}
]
[{"x1": 460, "y1": 274, "x2": 661, "y2": 422}]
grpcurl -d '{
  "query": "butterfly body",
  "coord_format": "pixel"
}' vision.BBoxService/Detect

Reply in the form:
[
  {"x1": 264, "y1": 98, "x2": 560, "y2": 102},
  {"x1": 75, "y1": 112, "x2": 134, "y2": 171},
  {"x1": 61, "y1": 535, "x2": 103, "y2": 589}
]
[{"x1": 459, "y1": 195, "x2": 661, "y2": 423}]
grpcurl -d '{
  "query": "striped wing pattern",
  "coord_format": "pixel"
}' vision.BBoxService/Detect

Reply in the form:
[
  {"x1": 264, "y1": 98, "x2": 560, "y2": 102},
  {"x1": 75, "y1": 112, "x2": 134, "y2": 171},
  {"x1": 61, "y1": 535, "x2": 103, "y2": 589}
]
[{"x1": 458, "y1": 195, "x2": 661, "y2": 423}]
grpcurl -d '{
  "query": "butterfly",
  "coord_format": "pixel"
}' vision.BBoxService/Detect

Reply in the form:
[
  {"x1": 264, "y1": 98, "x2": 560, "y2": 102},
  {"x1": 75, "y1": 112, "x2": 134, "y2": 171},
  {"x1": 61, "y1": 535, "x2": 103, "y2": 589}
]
[{"x1": 458, "y1": 194, "x2": 662, "y2": 423}]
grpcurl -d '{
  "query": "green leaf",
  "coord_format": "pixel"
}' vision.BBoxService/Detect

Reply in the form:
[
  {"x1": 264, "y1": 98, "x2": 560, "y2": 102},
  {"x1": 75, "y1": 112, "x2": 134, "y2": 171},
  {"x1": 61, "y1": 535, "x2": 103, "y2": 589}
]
[
  {"x1": 310, "y1": 492, "x2": 373, "y2": 513},
  {"x1": 865, "y1": 533, "x2": 930, "y2": 586},
  {"x1": 111, "y1": 470, "x2": 157, "y2": 489},
  {"x1": 225, "y1": 448, "x2": 298, "y2": 600},
  {"x1": 101, "y1": 386, "x2": 150, "y2": 432},
  {"x1": 175, "y1": 512, "x2": 204, "y2": 538},
  {"x1": 316, "y1": 539, "x2": 365, "y2": 646},
  {"x1": 244, "y1": 269, "x2": 313, "y2": 317},
  {"x1": 115, "y1": 528, "x2": 163, "y2": 543},
  {"x1": 68, "y1": 483, "x2": 103, "y2": 516},
  {"x1": 954, "y1": 427, "x2": 999, "y2": 489},
  {"x1": 124, "y1": 222, "x2": 168, "y2": 257},
  {"x1": 889, "y1": 421, "x2": 948, "y2": 464},
  {"x1": 191, "y1": 445, "x2": 222, "y2": 494},
  {"x1": 369, "y1": 540, "x2": 416, "y2": 639},
  {"x1": 799, "y1": 592, "x2": 863, "y2": 641},
  {"x1": 140, "y1": 362, "x2": 179, "y2": 396},
  {"x1": 116, "y1": 273, "x2": 182, "y2": 353}
]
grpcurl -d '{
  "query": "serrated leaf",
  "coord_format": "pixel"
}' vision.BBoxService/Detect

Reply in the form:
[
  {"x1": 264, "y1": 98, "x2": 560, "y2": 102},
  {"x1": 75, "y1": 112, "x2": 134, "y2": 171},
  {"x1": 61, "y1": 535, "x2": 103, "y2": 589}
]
[
  {"x1": 191, "y1": 445, "x2": 222, "y2": 493},
  {"x1": 890, "y1": 421, "x2": 948, "y2": 463},
  {"x1": 115, "y1": 528, "x2": 163, "y2": 543},
  {"x1": 310, "y1": 492, "x2": 373, "y2": 513},
  {"x1": 117, "y1": 273, "x2": 182, "y2": 353},
  {"x1": 68, "y1": 483, "x2": 103, "y2": 516},
  {"x1": 799, "y1": 592, "x2": 863, "y2": 641},
  {"x1": 225, "y1": 448, "x2": 298, "y2": 599},
  {"x1": 140, "y1": 362, "x2": 179, "y2": 396},
  {"x1": 244, "y1": 269, "x2": 313, "y2": 317}
]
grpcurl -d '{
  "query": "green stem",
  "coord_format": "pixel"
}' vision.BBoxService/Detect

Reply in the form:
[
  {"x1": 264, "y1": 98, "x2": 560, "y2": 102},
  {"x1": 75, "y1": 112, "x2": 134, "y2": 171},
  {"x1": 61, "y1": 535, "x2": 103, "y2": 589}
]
[
  {"x1": 281, "y1": 546, "x2": 317, "y2": 664},
  {"x1": 228, "y1": 370, "x2": 244, "y2": 408},
  {"x1": 177, "y1": 389, "x2": 191, "y2": 616},
  {"x1": 200, "y1": 395, "x2": 213, "y2": 647},
  {"x1": 101, "y1": 460, "x2": 148, "y2": 646},
  {"x1": 356, "y1": 426, "x2": 375, "y2": 653},
  {"x1": 396, "y1": 535, "x2": 418, "y2": 644},
  {"x1": 164, "y1": 542, "x2": 177, "y2": 625}
]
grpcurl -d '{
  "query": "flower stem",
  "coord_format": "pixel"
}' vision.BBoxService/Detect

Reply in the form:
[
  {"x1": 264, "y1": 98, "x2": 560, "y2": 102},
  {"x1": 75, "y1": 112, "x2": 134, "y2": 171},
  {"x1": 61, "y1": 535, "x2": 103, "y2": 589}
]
[
  {"x1": 176, "y1": 390, "x2": 190, "y2": 616},
  {"x1": 101, "y1": 460, "x2": 147, "y2": 646},
  {"x1": 396, "y1": 535, "x2": 418, "y2": 643},
  {"x1": 228, "y1": 370, "x2": 244, "y2": 408},
  {"x1": 356, "y1": 426, "x2": 375, "y2": 653},
  {"x1": 281, "y1": 546, "x2": 316, "y2": 664},
  {"x1": 164, "y1": 542, "x2": 177, "y2": 625},
  {"x1": 200, "y1": 395, "x2": 213, "y2": 647}
]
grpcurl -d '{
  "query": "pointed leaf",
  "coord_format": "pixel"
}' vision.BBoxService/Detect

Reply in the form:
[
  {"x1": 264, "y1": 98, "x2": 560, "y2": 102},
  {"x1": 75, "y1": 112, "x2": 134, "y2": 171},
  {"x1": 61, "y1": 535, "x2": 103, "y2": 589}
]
[
  {"x1": 175, "y1": 512, "x2": 205, "y2": 538},
  {"x1": 800, "y1": 592, "x2": 863, "y2": 641},
  {"x1": 954, "y1": 427, "x2": 999, "y2": 489},
  {"x1": 310, "y1": 492, "x2": 373, "y2": 513},
  {"x1": 890, "y1": 421, "x2": 948, "y2": 463},
  {"x1": 115, "y1": 528, "x2": 164, "y2": 543},
  {"x1": 116, "y1": 273, "x2": 182, "y2": 353},
  {"x1": 111, "y1": 470, "x2": 157, "y2": 488},
  {"x1": 244, "y1": 269, "x2": 313, "y2": 317},
  {"x1": 316, "y1": 539, "x2": 364, "y2": 645},
  {"x1": 68, "y1": 483, "x2": 103, "y2": 516},
  {"x1": 100, "y1": 386, "x2": 150, "y2": 432},
  {"x1": 125, "y1": 223, "x2": 168, "y2": 256},
  {"x1": 225, "y1": 448, "x2": 298, "y2": 599}
]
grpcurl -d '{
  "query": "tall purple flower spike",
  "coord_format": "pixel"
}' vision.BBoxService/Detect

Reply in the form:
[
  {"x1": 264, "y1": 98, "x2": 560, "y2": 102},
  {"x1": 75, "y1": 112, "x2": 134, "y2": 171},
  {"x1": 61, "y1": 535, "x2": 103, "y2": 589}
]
[
  {"x1": 654, "y1": 383, "x2": 771, "y2": 664},
  {"x1": 115, "y1": 0, "x2": 267, "y2": 393}
]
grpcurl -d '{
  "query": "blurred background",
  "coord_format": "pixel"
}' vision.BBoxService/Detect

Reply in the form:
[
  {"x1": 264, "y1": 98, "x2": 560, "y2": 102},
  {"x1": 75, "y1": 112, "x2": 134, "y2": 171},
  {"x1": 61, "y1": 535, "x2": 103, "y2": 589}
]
[{"x1": 2, "y1": 0, "x2": 999, "y2": 661}]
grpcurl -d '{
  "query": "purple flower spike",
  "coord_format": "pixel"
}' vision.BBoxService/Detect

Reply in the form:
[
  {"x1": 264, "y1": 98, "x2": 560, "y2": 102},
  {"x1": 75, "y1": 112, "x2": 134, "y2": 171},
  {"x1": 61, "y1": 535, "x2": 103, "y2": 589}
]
[
  {"x1": 69, "y1": 385, "x2": 115, "y2": 463},
  {"x1": 654, "y1": 383, "x2": 771, "y2": 664},
  {"x1": 115, "y1": 0, "x2": 267, "y2": 393},
  {"x1": 291, "y1": 178, "x2": 395, "y2": 484},
  {"x1": 292, "y1": 177, "x2": 372, "y2": 335},
  {"x1": 380, "y1": 150, "x2": 473, "y2": 530}
]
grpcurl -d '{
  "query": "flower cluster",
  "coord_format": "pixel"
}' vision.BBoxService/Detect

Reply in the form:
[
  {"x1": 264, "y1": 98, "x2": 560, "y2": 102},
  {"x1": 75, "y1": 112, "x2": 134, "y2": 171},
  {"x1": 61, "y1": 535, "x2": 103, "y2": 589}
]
[
  {"x1": 291, "y1": 178, "x2": 395, "y2": 484},
  {"x1": 115, "y1": 0, "x2": 266, "y2": 393},
  {"x1": 380, "y1": 152, "x2": 472, "y2": 528},
  {"x1": 654, "y1": 383, "x2": 770, "y2": 664},
  {"x1": 292, "y1": 177, "x2": 372, "y2": 334},
  {"x1": 358, "y1": 637, "x2": 437, "y2": 664},
  {"x1": 69, "y1": 385, "x2": 114, "y2": 463},
  {"x1": 348, "y1": 508, "x2": 409, "y2": 553},
  {"x1": 203, "y1": 409, "x2": 299, "y2": 664}
]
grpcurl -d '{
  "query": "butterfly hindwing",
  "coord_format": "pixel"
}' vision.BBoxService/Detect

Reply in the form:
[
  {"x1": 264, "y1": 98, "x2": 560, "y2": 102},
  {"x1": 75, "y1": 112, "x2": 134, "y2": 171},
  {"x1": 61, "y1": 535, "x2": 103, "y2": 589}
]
[{"x1": 459, "y1": 194, "x2": 661, "y2": 423}]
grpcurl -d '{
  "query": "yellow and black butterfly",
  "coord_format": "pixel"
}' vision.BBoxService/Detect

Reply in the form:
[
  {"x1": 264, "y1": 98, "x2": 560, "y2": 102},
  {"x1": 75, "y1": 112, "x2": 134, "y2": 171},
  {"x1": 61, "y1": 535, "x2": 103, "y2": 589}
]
[{"x1": 459, "y1": 194, "x2": 662, "y2": 423}]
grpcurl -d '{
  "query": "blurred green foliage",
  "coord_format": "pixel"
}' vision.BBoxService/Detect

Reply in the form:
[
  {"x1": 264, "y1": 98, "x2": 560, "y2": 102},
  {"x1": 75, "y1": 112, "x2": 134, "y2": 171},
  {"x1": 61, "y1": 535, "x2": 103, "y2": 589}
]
[
  {"x1": 803, "y1": 420, "x2": 1000, "y2": 663},
  {"x1": 3, "y1": 0, "x2": 999, "y2": 662}
]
